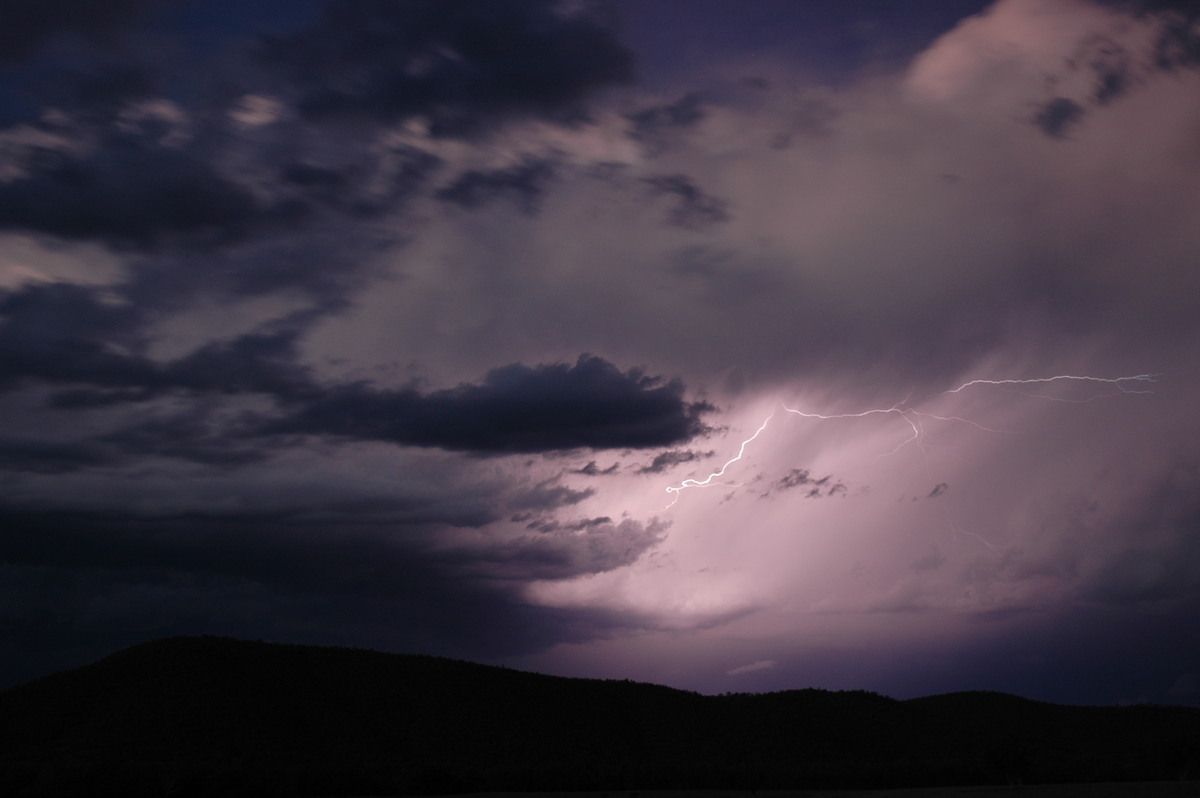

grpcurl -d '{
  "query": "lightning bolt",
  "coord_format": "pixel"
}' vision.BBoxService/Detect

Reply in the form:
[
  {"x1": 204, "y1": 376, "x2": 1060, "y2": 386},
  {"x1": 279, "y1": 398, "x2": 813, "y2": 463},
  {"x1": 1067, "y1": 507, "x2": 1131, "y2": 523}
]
[
  {"x1": 663, "y1": 372, "x2": 1156, "y2": 501},
  {"x1": 943, "y1": 373, "x2": 1158, "y2": 401},
  {"x1": 663, "y1": 415, "x2": 772, "y2": 509}
]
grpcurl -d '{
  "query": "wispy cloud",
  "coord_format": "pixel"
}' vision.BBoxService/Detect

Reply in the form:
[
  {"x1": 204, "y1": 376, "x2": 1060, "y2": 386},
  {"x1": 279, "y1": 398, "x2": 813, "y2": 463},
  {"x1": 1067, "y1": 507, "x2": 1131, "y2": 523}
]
[{"x1": 728, "y1": 660, "x2": 778, "y2": 676}]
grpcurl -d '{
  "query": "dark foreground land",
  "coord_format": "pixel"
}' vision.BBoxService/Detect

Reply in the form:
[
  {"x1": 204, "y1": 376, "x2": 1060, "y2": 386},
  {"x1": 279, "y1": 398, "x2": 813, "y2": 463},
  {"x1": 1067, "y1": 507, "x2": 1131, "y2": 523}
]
[{"x1": 1, "y1": 637, "x2": 1197, "y2": 797}]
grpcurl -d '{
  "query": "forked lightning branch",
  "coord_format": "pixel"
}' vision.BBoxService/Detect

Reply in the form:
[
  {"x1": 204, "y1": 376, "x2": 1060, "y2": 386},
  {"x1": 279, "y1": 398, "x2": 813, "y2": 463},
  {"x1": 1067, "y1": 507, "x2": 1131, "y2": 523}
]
[{"x1": 663, "y1": 373, "x2": 1157, "y2": 506}]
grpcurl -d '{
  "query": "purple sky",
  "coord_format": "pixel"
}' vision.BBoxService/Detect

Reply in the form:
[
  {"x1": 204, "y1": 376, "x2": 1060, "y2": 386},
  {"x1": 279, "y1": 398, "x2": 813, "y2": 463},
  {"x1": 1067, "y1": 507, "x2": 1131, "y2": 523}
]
[{"x1": 2, "y1": 0, "x2": 1199, "y2": 707}]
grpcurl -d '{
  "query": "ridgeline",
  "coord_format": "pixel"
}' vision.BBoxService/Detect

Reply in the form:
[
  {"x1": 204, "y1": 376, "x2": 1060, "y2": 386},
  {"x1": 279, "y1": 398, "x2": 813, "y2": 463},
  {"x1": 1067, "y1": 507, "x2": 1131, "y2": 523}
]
[{"x1": 1, "y1": 636, "x2": 1197, "y2": 796}]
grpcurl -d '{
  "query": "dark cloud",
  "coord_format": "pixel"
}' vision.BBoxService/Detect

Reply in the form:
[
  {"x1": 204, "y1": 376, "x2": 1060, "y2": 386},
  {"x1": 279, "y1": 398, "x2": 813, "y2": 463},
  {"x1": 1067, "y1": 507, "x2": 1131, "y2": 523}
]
[
  {"x1": 0, "y1": 505, "x2": 652, "y2": 688},
  {"x1": 38, "y1": 63, "x2": 160, "y2": 110},
  {"x1": 0, "y1": 138, "x2": 274, "y2": 250},
  {"x1": 508, "y1": 477, "x2": 595, "y2": 511},
  {"x1": 272, "y1": 355, "x2": 713, "y2": 454},
  {"x1": 0, "y1": 283, "x2": 316, "y2": 404},
  {"x1": 276, "y1": 145, "x2": 443, "y2": 218},
  {"x1": 1093, "y1": 0, "x2": 1200, "y2": 68},
  {"x1": 1033, "y1": 97, "x2": 1085, "y2": 138},
  {"x1": 1079, "y1": 37, "x2": 1133, "y2": 104},
  {"x1": 637, "y1": 448, "x2": 713, "y2": 474},
  {"x1": 1076, "y1": 474, "x2": 1200, "y2": 607},
  {"x1": 766, "y1": 469, "x2": 847, "y2": 499},
  {"x1": 280, "y1": 162, "x2": 348, "y2": 190},
  {"x1": 98, "y1": 410, "x2": 271, "y2": 467},
  {"x1": 1098, "y1": 0, "x2": 1200, "y2": 10},
  {"x1": 574, "y1": 460, "x2": 620, "y2": 476},
  {"x1": 164, "y1": 327, "x2": 314, "y2": 399},
  {"x1": 436, "y1": 158, "x2": 556, "y2": 213},
  {"x1": 525, "y1": 515, "x2": 613, "y2": 533},
  {"x1": 644, "y1": 174, "x2": 731, "y2": 229},
  {"x1": 0, "y1": 282, "x2": 152, "y2": 392},
  {"x1": 0, "y1": 282, "x2": 708, "y2": 461},
  {"x1": 465, "y1": 518, "x2": 666, "y2": 580},
  {"x1": 1020, "y1": 34, "x2": 1135, "y2": 140},
  {"x1": 626, "y1": 92, "x2": 706, "y2": 139},
  {"x1": 256, "y1": 0, "x2": 635, "y2": 136},
  {"x1": 0, "y1": 510, "x2": 472, "y2": 602},
  {"x1": 926, "y1": 482, "x2": 950, "y2": 499},
  {"x1": 0, "y1": 0, "x2": 175, "y2": 64},
  {"x1": 0, "y1": 436, "x2": 113, "y2": 473},
  {"x1": 0, "y1": 100, "x2": 438, "y2": 262},
  {"x1": 1151, "y1": 11, "x2": 1200, "y2": 68},
  {"x1": 1095, "y1": 0, "x2": 1200, "y2": 18}
]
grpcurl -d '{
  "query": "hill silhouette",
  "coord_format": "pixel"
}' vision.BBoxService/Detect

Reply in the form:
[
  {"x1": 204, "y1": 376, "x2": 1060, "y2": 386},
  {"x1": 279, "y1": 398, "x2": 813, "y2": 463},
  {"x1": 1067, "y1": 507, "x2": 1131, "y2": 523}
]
[{"x1": 0, "y1": 636, "x2": 1197, "y2": 797}]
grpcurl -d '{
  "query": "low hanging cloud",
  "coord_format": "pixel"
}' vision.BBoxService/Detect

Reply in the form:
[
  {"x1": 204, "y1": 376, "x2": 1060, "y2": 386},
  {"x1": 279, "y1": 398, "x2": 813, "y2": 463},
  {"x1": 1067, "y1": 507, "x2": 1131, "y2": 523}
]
[
  {"x1": 0, "y1": 503, "x2": 656, "y2": 673},
  {"x1": 574, "y1": 461, "x2": 621, "y2": 477},
  {"x1": 762, "y1": 469, "x2": 847, "y2": 500},
  {"x1": 0, "y1": 137, "x2": 270, "y2": 250},
  {"x1": 637, "y1": 449, "x2": 715, "y2": 475},
  {"x1": 272, "y1": 355, "x2": 713, "y2": 453},
  {"x1": 0, "y1": 278, "x2": 709, "y2": 459},
  {"x1": 466, "y1": 518, "x2": 668, "y2": 581}
]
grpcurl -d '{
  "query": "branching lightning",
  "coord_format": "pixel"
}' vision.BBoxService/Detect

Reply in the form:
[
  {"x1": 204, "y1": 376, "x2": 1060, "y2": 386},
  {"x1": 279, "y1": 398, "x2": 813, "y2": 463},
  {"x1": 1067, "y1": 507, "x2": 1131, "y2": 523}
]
[
  {"x1": 663, "y1": 415, "x2": 772, "y2": 508},
  {"x1": 663, "y1": 372, "x2": 1157, "y2": 503}
]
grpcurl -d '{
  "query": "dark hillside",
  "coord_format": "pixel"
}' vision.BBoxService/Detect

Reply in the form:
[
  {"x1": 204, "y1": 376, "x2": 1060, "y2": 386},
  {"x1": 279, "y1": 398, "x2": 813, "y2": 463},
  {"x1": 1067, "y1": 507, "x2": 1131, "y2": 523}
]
[{"x1": 0, "y1": 636, "x2": 1197, "y2": 797}]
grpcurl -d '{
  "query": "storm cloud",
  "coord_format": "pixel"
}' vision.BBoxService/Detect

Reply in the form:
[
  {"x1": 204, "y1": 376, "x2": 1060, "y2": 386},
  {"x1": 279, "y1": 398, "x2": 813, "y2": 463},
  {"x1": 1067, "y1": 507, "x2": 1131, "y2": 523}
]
[
  {"x1": 270, "y1": 355, "x2": 712, "y2": 454},
  {"x1": 0, "y1": 0, "x2": 175, "y2": 64},
  {"x1": 255, "y1": 0, "x2": 635, "y2": 134}
]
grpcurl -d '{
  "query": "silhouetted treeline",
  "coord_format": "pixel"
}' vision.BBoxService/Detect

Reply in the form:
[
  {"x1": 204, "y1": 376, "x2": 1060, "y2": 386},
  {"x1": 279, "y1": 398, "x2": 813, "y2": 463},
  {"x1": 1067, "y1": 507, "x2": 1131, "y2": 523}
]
[{"x1": 0, "y1": 636, "x2": 1197, "y2": 796}]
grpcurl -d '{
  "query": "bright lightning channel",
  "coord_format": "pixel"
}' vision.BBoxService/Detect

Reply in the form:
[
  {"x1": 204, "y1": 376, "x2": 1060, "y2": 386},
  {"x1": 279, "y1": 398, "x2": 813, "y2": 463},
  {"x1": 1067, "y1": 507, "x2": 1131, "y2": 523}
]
[
  {"x1": 662, "y1": 415, "x2": 772, "y2": 508},
  {"x1": 663, "y1": 372, "x2": 1156, "y2": 501},
  {"x1": 944, "y1": 373, "x2": 1157, "y2": 401}
]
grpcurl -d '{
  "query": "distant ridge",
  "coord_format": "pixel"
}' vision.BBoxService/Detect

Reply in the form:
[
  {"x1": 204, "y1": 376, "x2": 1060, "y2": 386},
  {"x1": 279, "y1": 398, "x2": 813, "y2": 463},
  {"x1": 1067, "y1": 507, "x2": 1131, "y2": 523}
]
[{"x1": 1, "y1": 636, "x2": 1197, "y2": 796}]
